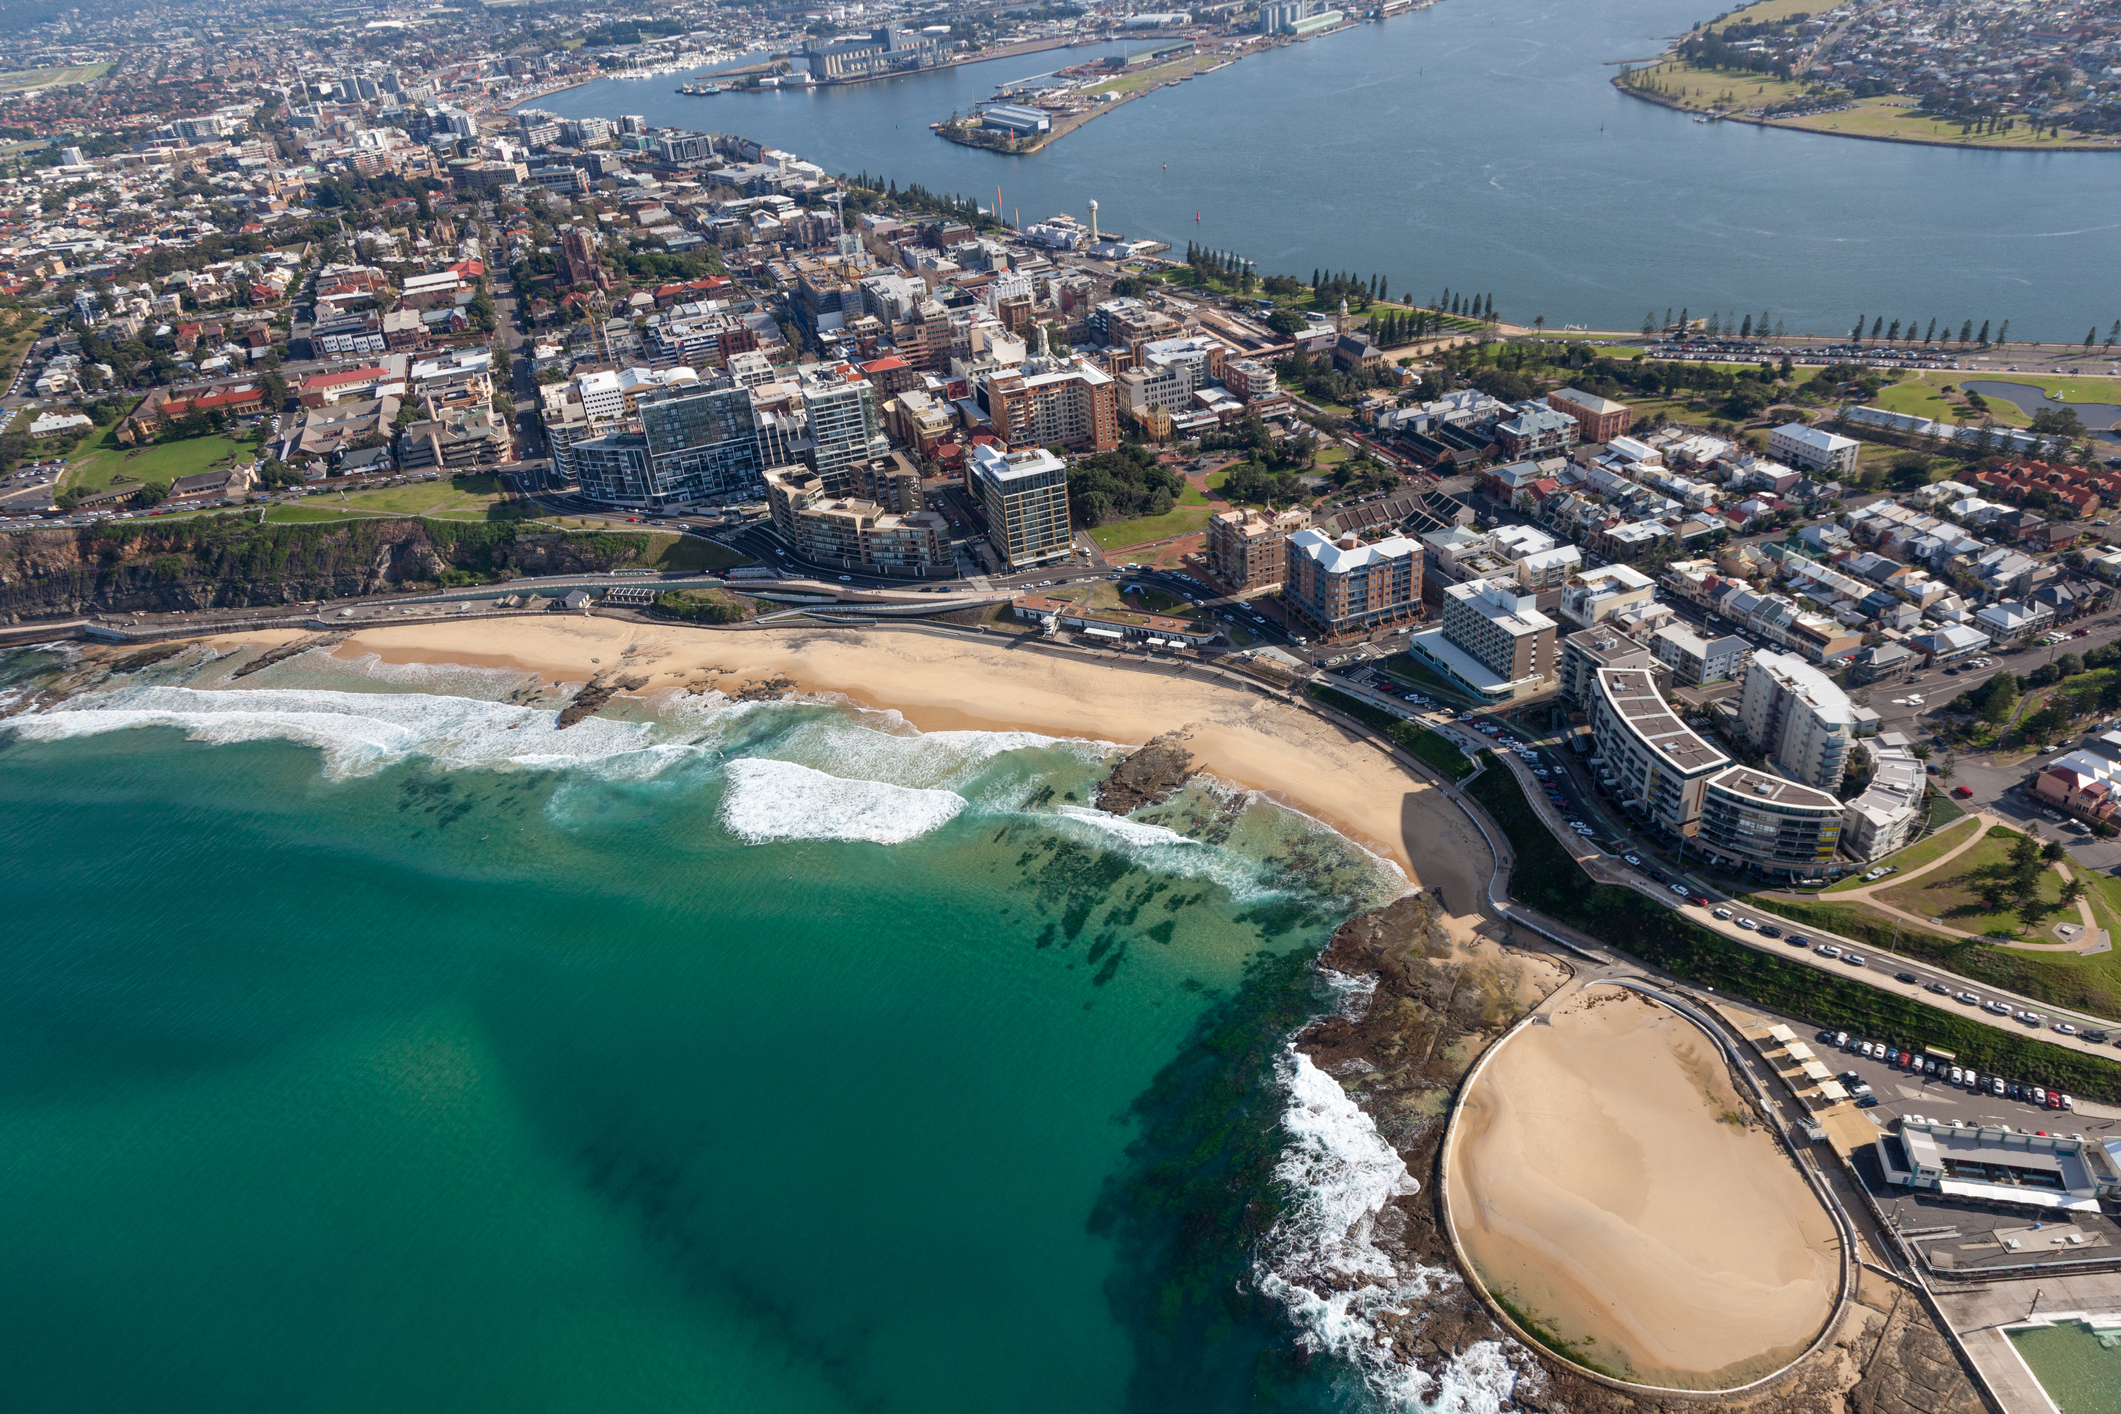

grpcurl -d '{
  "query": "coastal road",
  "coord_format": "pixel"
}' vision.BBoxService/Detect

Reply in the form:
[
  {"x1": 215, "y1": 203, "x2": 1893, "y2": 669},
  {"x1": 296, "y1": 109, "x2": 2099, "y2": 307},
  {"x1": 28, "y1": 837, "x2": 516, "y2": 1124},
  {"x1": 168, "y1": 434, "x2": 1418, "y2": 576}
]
[{"x1": 1455, "y1": 739, "x2": 2121, "y2": 1055}]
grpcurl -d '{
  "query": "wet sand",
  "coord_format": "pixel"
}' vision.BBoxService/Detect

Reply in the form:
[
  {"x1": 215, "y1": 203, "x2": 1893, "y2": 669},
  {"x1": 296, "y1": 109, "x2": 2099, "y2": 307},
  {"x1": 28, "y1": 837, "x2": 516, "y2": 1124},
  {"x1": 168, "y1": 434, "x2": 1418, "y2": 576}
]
[
  {"x1": 1446, "y1": 989, "x2": 1839, "y2": 1389},
  {"x1": 195, "y1": 618, "x2": 1497, "y2": 927}
]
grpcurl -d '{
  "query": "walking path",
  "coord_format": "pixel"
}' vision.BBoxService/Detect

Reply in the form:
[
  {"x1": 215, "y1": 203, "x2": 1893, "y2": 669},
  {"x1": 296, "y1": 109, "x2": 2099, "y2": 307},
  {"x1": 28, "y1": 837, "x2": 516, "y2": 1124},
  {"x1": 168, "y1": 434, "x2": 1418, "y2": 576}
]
[{"x1": 1777, "y1": 811, "x2": 2108, "y2": 953}]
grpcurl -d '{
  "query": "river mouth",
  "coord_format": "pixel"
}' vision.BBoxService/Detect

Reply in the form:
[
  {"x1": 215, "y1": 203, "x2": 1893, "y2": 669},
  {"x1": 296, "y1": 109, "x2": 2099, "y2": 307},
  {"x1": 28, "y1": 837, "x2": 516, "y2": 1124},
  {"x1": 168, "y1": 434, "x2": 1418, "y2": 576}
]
[
  {"x1": 1962, "y1": 380, "x2": 2121, "y2": 446},
  {"x1": 1444, "y1": 988, "x2": 1839, "y2": 1391}
]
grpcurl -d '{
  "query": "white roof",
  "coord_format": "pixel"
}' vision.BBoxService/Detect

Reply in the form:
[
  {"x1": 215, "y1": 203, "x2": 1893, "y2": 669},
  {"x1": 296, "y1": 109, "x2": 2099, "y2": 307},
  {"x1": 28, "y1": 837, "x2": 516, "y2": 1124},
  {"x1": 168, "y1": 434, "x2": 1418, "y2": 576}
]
[
  {"x1": 1288, "y1": 527, "x2": 1419, "y2": 573},
  {"x1": 1774, "y1": 422, "x2": 1857, "y2": 452}
]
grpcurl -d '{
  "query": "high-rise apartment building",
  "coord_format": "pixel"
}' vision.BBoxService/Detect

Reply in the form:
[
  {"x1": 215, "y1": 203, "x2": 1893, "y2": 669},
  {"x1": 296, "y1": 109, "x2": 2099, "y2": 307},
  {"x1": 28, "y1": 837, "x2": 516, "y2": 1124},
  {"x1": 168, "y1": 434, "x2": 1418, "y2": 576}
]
[
  {"x1": 981, "y1": 358, "x2": 1119, "y2": 453},
  {"x1": 573, "y1": 386, "x2": 763, "y2": 507},
  {"x1": 970, "y1": 443, "x2": 1072, "y2": 570},
  {"x1": 1588, "y1": 667, "x2": 1732, "y2": 842},
  {"x1": 799, "y1": 365, "x2": 890, "y2": 489},
  {"x1": 1695, "y1": 765, "x2": 1844, "y2": 881},
  {"x1": 762, "y1": 465, "x2": 950, "y2": 573},
  {"x1": 1410, "y1": 578, "x2": 1558, "y2": 700},
  {"x1": 1737, "y1": 650, "x2": 1853, "y2": 792},
  {"x1": 1281, "y1": 529, "x2": 1422, "y2": 642},
  {"x1": 1206, "y1": 507, "x2": 1310, "y2": 593}
]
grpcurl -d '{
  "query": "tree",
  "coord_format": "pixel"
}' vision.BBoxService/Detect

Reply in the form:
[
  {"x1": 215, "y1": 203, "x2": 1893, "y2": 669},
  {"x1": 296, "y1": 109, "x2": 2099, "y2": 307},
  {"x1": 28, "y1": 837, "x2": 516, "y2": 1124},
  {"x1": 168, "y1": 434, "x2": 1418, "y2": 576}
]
[{"x1": 2042, "y1": 838, "x2": 2067, "y2": 864}]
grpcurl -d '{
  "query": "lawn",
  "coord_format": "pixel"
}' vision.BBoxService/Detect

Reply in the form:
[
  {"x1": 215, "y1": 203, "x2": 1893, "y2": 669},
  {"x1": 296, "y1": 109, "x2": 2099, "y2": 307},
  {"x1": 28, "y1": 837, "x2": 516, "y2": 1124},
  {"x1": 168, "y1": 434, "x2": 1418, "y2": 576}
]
[
  {"x1": 1621, "y1": 59, "x2": 1817, "y2": 112},
  {"x1": 1772, "y1": 97, "x2": 2111, "y2": 149},
  {"x1": 1873, "y1": 375, "x2": 1966, "y2": 425},
  {"x1": 1088, "y1": 504, "x2": 1215, "y2": 551},
  {"x1": 1821, "y1": 814, "x2": 1980, "y2": 893},
  {"x1": 1705, "y1": 0, "x2": 1820, "y2": 31},
  {"x1": 1874, "y1": 827, "x2": 2067, "y2": 937},
  {"x1": 329, "y1": 474, "x2": 511, "y2": 516},
  {"x1": 64, "y1": 428, "x2": 256, "y2": 495},
  {"x1": 262, "y1": 505, "x2": 384, "y2": 523},
  {"x1": 1965, "y1": 371, "x2": 2121, "y2": 405}
]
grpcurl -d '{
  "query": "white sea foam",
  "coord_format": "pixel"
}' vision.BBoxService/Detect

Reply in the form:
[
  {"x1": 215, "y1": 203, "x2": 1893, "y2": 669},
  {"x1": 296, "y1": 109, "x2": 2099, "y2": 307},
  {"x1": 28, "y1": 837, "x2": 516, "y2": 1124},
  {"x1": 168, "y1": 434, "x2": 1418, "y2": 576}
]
[
  {"x1": 1038, "y1": 802, "x2": 1292, "y2": 902},
  {"x1": 717, "y1": 756, "x2": 966, "y2": 845},
  {"x1": 1255, "y1": 1050, "x2": 1530, "y2": 1413},
  {"x1": 4, "y1": 683, "x2": 693, "y2": 781}
]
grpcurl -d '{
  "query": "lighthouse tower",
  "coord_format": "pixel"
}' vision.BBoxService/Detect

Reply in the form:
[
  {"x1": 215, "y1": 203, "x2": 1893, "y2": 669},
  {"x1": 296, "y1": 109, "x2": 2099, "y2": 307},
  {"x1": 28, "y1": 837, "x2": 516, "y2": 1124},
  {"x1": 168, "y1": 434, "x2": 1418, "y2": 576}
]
[{"x1": 1087, "y1": 199, "x2": 1099, "y2": 243}]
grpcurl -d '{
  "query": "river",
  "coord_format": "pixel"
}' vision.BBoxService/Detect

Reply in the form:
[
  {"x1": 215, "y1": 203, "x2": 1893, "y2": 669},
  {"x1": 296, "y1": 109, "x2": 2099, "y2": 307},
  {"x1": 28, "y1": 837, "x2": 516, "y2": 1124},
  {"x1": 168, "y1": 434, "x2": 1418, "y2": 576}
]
[{"x1": 533, "y1": 0, "x2": 2121, "y2": 342}]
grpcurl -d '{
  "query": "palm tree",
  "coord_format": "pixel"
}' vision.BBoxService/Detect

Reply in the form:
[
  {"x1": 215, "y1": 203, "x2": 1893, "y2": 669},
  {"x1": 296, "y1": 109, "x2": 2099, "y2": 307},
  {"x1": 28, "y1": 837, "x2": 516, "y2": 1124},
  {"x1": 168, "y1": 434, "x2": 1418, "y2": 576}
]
[{"x1": 1533, "y1": 315, "x2": 1546, "y2": 336}]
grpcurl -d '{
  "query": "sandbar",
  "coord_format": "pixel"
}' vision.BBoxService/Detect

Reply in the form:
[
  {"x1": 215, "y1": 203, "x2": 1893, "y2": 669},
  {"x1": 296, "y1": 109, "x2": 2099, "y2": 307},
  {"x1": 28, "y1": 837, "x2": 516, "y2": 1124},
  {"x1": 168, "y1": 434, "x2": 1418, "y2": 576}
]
[
  {"x1": 195, "y1": 618, "x2": 1496, "y2": 926},
  {"x1": 1446, "y1": 989, "x2": 1838, "y2": 1389}
]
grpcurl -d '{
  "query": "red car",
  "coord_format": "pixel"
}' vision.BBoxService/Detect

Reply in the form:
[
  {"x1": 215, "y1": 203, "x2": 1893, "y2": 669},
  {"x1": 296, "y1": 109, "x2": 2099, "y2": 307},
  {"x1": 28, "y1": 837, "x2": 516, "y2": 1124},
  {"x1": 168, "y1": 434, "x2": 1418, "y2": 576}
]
[{"x1": 1952, "y1": 785, "x2": 1973, "y2": 799}]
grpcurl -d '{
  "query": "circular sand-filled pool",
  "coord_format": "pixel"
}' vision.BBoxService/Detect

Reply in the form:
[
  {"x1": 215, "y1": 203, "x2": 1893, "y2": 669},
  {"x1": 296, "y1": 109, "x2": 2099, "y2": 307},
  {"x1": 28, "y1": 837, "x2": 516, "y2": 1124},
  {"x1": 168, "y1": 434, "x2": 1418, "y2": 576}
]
[{"x1": 1445, "y1": 988, "x2": 1839, "y2": 1390}]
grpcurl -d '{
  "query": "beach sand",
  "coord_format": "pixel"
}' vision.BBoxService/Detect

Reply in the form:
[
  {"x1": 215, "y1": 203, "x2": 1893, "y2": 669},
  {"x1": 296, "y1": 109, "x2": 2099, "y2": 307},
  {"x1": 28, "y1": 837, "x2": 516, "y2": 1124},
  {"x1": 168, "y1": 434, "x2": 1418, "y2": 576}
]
[
  {"x1": 195, "y1": 618, "x2": 1496, "y2": 926},
  {"x1": 1446, "y1": 988, "x2": 1839, "y2": 1389}
]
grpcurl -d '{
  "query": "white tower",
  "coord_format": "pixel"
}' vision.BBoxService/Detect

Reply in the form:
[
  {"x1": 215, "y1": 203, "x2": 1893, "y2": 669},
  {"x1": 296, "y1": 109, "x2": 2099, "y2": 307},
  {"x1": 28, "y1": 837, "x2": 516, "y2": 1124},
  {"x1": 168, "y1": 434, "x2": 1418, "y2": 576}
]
[{"x1": 1087, "y1": 199, "x2": 1099, "y2": 243}]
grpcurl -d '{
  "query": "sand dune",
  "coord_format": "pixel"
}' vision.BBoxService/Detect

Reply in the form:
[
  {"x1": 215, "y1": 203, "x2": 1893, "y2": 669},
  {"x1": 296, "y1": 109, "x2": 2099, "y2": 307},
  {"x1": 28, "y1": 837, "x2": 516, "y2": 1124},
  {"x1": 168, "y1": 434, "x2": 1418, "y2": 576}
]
[
  {"x1": 1446, "y1": 989, "x2": 1839, "y2": 1389},
  {"x1": 231, "y1": 618, "x2": 1498, "y2": 925}
]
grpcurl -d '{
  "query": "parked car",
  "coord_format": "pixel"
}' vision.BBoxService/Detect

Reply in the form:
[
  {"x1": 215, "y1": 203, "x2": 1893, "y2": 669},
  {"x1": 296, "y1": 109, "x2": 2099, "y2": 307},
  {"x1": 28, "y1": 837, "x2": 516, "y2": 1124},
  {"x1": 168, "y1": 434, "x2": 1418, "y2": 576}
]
[
  {"x1": 1926, "y1": 981, "x2": 1951, "y2": 994},
  {"x1": 1845, "y1": 953, "x2": 1867, "y2": 967},
  {"x1": 1815, "y1": 944, "x2": 1842, "y2": 959},
  {"x1": 1713, "y1": 906, "x2": 1734, "y2": 920},
  {"x1": 1669, "y1": 883, "x2": 1690, "y2": 898},
  {"x1": 1788, "y1": 934, "x2": 1811, "y2": 947},
  {"x1": 1857, "y1": 1095, "x2": 1881, "y2": 1109},
  {"x1": 1760, "y1": 924, "x2": 1782, "y2": 938},
  {"x1": 1952, "y1": 785, "x2": 1973, "y2": 799},
  {"x1": 1737, "y1": 917, "x2": 1760, "y2": 930},
  {"x1": 2054, "y1": 1022, "x2": 2079, "y2": 1036}
]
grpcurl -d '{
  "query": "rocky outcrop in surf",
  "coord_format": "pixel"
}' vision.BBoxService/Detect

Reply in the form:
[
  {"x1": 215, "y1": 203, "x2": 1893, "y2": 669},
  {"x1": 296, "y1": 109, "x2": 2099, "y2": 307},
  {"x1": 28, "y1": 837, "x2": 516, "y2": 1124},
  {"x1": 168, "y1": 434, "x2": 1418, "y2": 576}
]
[{"x1": 1095, "y1": 729, "x2": 1194, "y2": 814}]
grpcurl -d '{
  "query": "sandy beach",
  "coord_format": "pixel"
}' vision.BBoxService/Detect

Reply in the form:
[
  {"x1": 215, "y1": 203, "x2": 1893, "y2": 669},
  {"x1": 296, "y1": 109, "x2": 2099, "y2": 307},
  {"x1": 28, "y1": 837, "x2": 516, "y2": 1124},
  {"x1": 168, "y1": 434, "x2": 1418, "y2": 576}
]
[
  {"x1": 188, "y1": 617, "x2": 1496, "y2": 924},
  {"x1": 1446, "y1": 989, "x2": 1839, "y2": 1389}
]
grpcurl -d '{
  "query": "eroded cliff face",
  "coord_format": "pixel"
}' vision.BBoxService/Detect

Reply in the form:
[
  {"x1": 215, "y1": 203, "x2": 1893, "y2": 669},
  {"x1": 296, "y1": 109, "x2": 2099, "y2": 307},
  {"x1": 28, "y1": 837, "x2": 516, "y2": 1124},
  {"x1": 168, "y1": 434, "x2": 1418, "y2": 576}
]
[{"x1": 0, "y1": 521, "x2": 639, "y2": 620}]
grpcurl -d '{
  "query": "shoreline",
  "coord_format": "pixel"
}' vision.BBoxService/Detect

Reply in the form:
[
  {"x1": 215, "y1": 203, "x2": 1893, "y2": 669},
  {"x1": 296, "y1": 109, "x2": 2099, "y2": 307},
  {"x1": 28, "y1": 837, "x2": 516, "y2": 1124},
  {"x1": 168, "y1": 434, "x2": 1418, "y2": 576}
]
[
  {"x1": 176, "y1": 616, "x2": 1500, "y2": 923},
  {"x1": 1612, "y1": 75, "x2": 2120, "y2": 153}
]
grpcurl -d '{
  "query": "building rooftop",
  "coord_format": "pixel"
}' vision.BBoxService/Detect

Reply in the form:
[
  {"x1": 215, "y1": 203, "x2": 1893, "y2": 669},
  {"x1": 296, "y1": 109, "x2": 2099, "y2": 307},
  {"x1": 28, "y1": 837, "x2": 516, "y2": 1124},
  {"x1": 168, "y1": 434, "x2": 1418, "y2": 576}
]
[
  {"x1": 1288, "y1": 526, "x2": 1418, "y2": 574},
  {"x1": 1597, "y1": 667, "x2": 1730, "y2": 775},
  {"x1": 1705, "y1": 765, "x2": 1843, "y2": 811},
  {"x1": 1444, "y1": 576, "x2": 1556, "y2": 633},
  {"x1": 1550, "y1": 387, "x2": 1628, "y2": 415}
]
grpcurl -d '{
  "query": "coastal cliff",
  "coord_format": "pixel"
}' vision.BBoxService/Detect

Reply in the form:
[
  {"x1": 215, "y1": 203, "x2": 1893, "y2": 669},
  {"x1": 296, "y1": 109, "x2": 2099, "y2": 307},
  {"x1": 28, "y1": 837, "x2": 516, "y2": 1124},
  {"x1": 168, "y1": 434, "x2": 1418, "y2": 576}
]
[
  {"x1": 1291, "y1": 892, "x2": 1985, "y2": 1413},
  {"x1": 0, "y1": 518, "x2": 651, "y2": 622}
]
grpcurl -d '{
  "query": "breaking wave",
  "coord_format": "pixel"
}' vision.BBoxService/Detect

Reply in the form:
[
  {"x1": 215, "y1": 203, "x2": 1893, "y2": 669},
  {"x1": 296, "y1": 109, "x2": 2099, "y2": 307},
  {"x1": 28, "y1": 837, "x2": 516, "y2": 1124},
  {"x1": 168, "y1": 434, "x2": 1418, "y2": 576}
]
[
  {"x1": 717, "y1": 757, "x2": 967, "y2": 845},
  {"x1": 1255, "y1": 1050, "x2": 1531, "y2": 1413},
  {"x1": 3, "y1": 683, "x2": 695, "y2": 781}
]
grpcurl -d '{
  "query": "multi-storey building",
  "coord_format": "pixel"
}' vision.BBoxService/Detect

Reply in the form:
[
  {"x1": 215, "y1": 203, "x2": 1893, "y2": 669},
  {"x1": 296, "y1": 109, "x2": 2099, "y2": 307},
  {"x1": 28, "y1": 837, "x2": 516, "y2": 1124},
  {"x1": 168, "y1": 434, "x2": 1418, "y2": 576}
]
[
  {"x1": 804, "y1": 25, "x2": 950, "y2": 80},
  {"x1": 970, "y1": 443, "x2": 1072, "y2": 571},
  {"x1": 1737, "y1": 650, "x2": 1853, "y2": 792},
  {"x1": 1546, "y1": 388, "x2": 1632, "y2": 444},
  {"x1": 574, "y1": 386, "x2": 763, "y2": 508},
  {"x1": 1557, "y1": 628, "x2": 1658, "y2": 707},
  {"x1": 1557, "y1": 564, "x2": 1656, "y2": 628},
  {"x1": 1769, "y1": 422, "x2": 1859, "y2": 476},
  {"x1": 1281, "y1": 529, "x2": 1422, "y2": 642},
  {"x1": 1650, "y1": 623, "x2": 1749, "y2": 686},
  {"x1": 981, "y1": 357, "x2": 1119, "y2": 452},
  {"x1": 762, "y1": 465, "x2": 950, "y2": 573},
  {"x1": 1695, "y1": 765, "x2": 1844, "y2": 882},
  {"x1": 1410, "y1": 578, "x2": 1558, "y2": 700},
  {"x1": 1490, "y1": 402, "x2": 1579, "y2": 461},
  {"x1": 1588, "y1": 667, "x2": 1732, "y2": 842},
  {"x1": 799, "y1": 365, "x2": 890, "y2": 489},
  {"x1": 1205, "y1": 507, "x2": 1311, "y2": 594}
]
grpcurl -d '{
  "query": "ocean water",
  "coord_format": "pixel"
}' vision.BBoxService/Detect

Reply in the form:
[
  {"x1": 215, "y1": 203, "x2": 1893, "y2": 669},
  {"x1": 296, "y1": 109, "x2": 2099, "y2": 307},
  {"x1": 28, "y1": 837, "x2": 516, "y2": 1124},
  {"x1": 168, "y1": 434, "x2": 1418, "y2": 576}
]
[{"x1": 0, "y1": 643, "x2": 1512, "y2": 1413}]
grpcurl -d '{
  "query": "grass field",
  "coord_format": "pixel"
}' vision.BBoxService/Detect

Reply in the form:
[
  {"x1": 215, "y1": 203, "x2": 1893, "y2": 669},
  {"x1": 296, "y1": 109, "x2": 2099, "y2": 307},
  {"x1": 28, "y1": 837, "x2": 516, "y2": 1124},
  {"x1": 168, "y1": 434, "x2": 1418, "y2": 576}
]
[
  {"x1": 63, "y1": 428, "x2": 254, "y2": 495},
  {"x1": 0, "y1": 62, "x2": 112, "y2": 92},
  {"x1": 1821, "y1": 815, "x2": 1981, "y2": 894},
  {"x1": 1089, "y1": 504, "x2": 1215, "y2": 551},
  {"x1": 1623, "y1": 60, "x2": 1815, "y2": 111},
  {"x1": 1705, "y1": 0, "x2": 1819, "y2": 31},
  {"x1": 1771, "y1": 97, "x2": 2112, "y2": 148},
  {"x1": 1874, "y1": 828, "x2": 2066, "y2": 938},
  {"x1": 1963, "y1": 371, "x2": 2121, "y2": 403}
]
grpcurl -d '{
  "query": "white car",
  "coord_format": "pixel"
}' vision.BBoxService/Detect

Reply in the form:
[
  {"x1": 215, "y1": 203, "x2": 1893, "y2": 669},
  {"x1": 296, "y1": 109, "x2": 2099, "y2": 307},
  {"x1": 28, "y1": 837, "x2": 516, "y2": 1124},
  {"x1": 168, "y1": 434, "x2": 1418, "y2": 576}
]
[
  {"x1": 1624, "y1": 854, "x2": 1642, "y2": 866},
  {"x1": 2055, "y1": 1022, "x2": 2079, "y2": 1036},
  {"x1": 1736, "y1": 917, "x2": 1759, "y2": 930},
  {"x1": 1816, "y1": 944, "x2": 1843, "y2": 959},
  {"x1": 1669, "y1": 882, "x2": 1689, "y2": 897}
]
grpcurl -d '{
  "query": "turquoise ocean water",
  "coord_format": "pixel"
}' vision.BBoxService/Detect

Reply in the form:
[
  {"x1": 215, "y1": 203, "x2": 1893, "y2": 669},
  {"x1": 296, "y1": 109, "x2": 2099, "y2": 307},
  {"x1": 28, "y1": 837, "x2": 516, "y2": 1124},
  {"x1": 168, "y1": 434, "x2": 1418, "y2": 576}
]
[{"x1": 0, "y1": 643, "x2": 1521, "y2": 1413}]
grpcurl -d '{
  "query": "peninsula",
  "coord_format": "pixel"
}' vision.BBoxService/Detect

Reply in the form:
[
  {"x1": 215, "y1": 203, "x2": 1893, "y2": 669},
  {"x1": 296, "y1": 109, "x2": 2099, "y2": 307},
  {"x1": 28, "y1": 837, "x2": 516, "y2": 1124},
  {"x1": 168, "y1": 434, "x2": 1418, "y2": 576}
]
[{"x1": 1616, "y1": 0, "x2": 2121, "y2": 150}]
